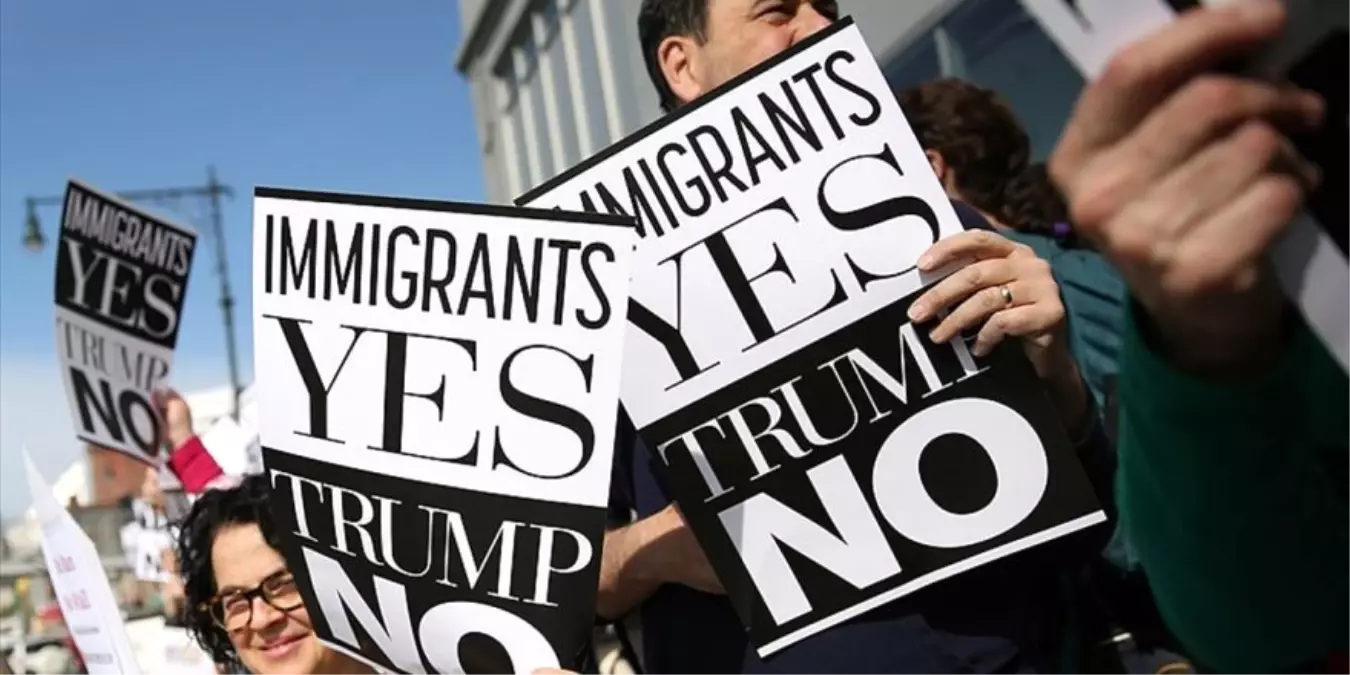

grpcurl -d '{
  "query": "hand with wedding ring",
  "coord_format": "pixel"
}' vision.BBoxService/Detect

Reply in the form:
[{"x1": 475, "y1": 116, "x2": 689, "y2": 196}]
[
  {"x1": 906, "y1": 230, "x2": 1089, "y2": 434},
  {"x1": 908, "y1": 229, "x2": 1074, "y2": 376}
]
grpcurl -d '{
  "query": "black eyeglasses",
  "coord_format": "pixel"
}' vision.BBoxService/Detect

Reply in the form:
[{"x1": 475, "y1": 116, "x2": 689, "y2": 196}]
[{"x1": 200, "y1": 569, "x2": 304, "y2": 632}]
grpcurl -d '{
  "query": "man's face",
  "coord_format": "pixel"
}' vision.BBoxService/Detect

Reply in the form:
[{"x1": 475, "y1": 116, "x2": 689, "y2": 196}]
[{"x1": 667, "y1": 0, "x2": 837, "y2": 105}]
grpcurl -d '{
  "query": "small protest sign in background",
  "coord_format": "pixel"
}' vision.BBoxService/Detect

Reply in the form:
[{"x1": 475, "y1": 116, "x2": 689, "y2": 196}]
[
  {"x1": 520, "y1": 17, "x2": 1105, "y2": 656},
  {"x1": 54, "y1": 180, "x2": 198, "y2": 460},
  {"x1": 252, "y1": 188, "x2": 635, "y2": 673}
]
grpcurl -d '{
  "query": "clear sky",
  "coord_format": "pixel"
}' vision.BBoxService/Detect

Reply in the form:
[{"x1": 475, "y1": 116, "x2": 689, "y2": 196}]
[{"x1": 0, "y1": 0, "x2": 485, "y2": 517}]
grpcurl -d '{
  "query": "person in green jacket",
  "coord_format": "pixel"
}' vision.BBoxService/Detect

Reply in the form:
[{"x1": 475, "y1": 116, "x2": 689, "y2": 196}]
[
  {"x1": 1046, "y1": 1, "x2": 1348, "y2": 671},
  {"x1": 897, "y1": 79, "x2": 1126, "y2": 412}
]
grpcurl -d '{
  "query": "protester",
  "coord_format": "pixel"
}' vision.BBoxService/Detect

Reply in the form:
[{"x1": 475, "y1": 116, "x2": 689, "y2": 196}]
[
  {"x1": 176, "y1": 475, "x2": 372, "y2": 674},
  {"x1": 593, "y1": 2, "x2": 1113, "y2": 672},
  {"x1": 1045, "y1": 0, "x2": 1348, "y2": 671}
]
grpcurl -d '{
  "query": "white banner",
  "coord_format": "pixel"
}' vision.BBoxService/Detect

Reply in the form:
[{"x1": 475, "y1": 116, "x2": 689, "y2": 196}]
[{"x1": 24, "y1": 450, "x2": 141, "y2": 675}]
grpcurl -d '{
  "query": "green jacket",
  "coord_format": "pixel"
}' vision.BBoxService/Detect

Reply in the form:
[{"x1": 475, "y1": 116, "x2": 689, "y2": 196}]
[{"x1": 1116, "y1": 303, "x2": 1349, "y2": 672}]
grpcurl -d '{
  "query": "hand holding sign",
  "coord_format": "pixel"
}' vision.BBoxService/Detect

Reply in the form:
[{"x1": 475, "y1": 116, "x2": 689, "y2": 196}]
[
  {"x1": 152, "y1": 388, "x2": 195, "y2": 449},
  {"x1": 910, "y1": 231, "x2": 1069, "y2": 367},
  {"x1": 908, "y1": 231, "x2": 1089, "y2": 436},
  {"x1": 1047, "y1": 1, "x2": 1326, "y2": 374}
]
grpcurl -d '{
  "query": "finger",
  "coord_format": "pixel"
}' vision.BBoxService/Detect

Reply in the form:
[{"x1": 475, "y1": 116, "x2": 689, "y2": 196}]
[
  {"x1": 1104, "y1": 119, "x2": 1294, "y2": 260},
  {"x1": 1166, "y1": 172, "x2": 1305, "y2": 300},
  {"x1": 916, "y1": 229, "x2": 1020, "y2": 272},
  {"x1": 972, "y1": 304, "x2": 1062, "y2": 358},
  {"x1": 909, "y1": 258, "x2": 1015, "y2": 322},
  {"x1": 1117, "y1": 77, "x2": 1322, "y2": 188},
  {"x1": 928, "y1": 280, "x2": 1030, "y2": 344},
  {"x1": 1061, "y1": 0, "x2": 1287, "y2": 155}
]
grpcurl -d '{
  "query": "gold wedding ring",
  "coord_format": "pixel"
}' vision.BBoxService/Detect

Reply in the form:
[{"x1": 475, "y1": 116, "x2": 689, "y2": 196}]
[{"x1": 999, "y1": 285, "x2": 1013, "y2": 306}]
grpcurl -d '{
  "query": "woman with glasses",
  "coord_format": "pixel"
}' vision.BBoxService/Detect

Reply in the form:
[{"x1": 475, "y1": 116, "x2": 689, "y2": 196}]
[{"x1": 176, "y1": 474, "x2": 371, "y2": 674}]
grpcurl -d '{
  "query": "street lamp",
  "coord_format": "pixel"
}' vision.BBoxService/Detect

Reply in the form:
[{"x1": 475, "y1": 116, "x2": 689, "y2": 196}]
[
  {"x1": 22, "y1": 199, "x2": 44, "y2": 253},
  {"x1": 20, "y1": 168, "x2": 244, "y2": 421}
]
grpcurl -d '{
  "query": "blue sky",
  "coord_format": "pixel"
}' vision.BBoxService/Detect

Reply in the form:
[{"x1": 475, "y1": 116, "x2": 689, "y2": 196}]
[{"x1": 0, "y1": 0, "x2": 485, "y2": 517}]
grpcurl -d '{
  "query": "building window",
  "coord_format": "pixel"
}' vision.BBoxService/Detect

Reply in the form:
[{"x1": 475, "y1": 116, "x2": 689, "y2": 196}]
[
  {"x1": 514, "y1": 21, "x2": 539, "y2": 83},
  {"x1": 494, "y1": 52, "x2": 518, "y2": 112},
  {"x1": 884, "y1": 34, "x2": 940, "y2": 91},
  {"x1": 883, "y1": 0, "x2": 1085, "y2": 161},
  {"x1": 536, "y1": 0, "x2": 561, "y2": 50}
]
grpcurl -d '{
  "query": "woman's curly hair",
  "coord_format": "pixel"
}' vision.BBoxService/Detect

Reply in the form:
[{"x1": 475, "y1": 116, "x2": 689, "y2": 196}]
[{"x1": 176, "y1": 474, "x2": 282, "y2": 669}]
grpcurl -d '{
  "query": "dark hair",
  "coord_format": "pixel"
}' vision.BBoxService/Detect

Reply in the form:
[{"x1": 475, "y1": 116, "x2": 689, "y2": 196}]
[
  {"x1": 1001, "y1": 162, "x2": 1078, "y2": 246},
  {"x1": 638, "y1": 0, "x2": 709, "y2": 113},
  {"x1": 177, "y1": 474, "x2": 281, "y2": 669},
  {"x1": 898, "y1": 78, "x2": 1074, "y2": 243}
]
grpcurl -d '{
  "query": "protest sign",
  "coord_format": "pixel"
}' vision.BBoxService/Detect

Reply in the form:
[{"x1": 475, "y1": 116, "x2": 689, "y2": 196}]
[
  {"x1": 518, "y1": 17, "x2": 1106, "y2": 656},
  {"x1": 251, "y1": 187, "x2": 635, "y2": 673},
  {"x1": 127, "y1": 500, "x2": 172, "y2": 583},
  {"x1": 54, "y1": 180, "x2": 198, "y2": 460},
  {"x1": 24, "y1": 451, "x2": 141, "y2": 675},
  {"x1": 1021, "y1": 0, "x2": 1348, "y2": 369}
]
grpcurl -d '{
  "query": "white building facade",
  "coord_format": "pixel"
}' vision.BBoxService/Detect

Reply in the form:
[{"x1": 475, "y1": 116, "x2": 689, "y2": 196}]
[{"x1": 455, "y1": 0, "x2": 1088, "y2": 204}]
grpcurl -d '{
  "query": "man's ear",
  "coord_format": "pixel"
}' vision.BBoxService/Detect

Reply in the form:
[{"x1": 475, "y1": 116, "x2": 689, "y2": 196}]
[
  {"x1": 658, "y1": 34, "x2": 705, "y2": 107},
  {"x1": 924, "y1": 149, "x2": 958, "y2": 196}
]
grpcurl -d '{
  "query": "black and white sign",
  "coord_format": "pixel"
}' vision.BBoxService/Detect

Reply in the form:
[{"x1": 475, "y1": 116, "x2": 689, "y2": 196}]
[
  {"x1": 519, "y1": 18, "x2": 1106, "y2": 656},
  {"x1": 127, "y1": 498, "x2": 175, "y2": 583},
  {"x1": 251, "y1": 188, "x2": 635, "y2": 674},
  {"x1": 54, "y1": 180, "x2": 198, "y2": 461},
  {"x1": 1021, "y1": 0, "x2": 1348, "y2": 370}
]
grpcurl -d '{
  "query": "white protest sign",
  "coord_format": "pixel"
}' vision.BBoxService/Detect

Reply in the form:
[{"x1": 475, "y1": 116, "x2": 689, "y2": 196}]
[
  {"x1": 24, "y1": 451, "x2": 141, "y2": 675},
  {"x1": 198, "y1": 415, "x2": 256, "y2": 477},
  {"x1": 252, "y1": 188, "x2": 635, "y2": 673},
  {"x1": 128, "y1": 499, "x2": 171, "y2": 583},
  {"x1": 519, "y1": 18, "x2": 1106, "y2": 656},
  {"x1": 53, "y1": 179, "x2": 199, "y2": 460},
  {"x1": 1020, "y1": 0, "x2": 1348, "y2": 369}
]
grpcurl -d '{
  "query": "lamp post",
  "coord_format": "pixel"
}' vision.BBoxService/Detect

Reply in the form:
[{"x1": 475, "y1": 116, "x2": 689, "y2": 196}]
[{"x1": 22, "y1": 167, "x2": 243, "y2": 421}]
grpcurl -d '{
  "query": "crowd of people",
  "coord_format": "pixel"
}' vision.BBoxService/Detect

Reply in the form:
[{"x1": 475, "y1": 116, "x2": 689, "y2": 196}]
[{"x1": 116, "y1": 0, "x2": 1346, "y2": 673}]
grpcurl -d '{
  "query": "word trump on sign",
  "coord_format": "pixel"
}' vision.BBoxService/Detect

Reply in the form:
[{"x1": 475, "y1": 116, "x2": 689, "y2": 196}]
[
  {"x1": 54, "y1": 180, "x2": 197, "y2": 461},
  {"x1": 520, "y1": 18, "x2": 1105, "y2": 655},
  {"x1": 252, "y1": 188, "x2": 635, "y2": 674}
]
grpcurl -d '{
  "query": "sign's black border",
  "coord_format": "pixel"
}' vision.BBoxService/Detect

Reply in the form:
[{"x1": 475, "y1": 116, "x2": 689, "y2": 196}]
[
  {"x1": 255, "y1": 186, "x2": 636, "y2": 229},
  {"x1": 513, "y1": 16, "x2": 857, "y2": 206}
]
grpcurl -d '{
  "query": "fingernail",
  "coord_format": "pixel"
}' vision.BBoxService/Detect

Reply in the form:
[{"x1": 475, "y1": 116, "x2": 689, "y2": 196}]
[
  {"x1": 908, "y1": 302, "x2": 928, "y2": 322},
  {"x1": 929, "y1": 328, "x2": 946, "y2": 343},
  {"x1": 917, "y1": 254, "x2": 934, "y2": 271},
  {"x1": 972, "y1": 342, "x2": 991, "y2": 357}
]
